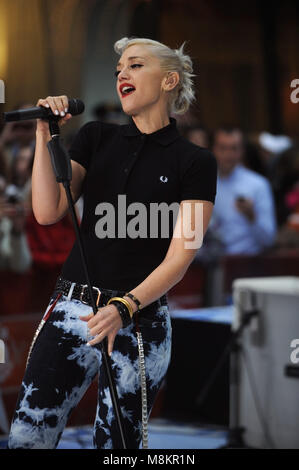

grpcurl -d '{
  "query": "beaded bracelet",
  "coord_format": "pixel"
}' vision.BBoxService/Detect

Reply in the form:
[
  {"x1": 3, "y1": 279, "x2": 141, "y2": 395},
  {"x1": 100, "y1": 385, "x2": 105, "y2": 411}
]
[{"x1": 108, "y1": 300, "x2": 132, "y2": 328}]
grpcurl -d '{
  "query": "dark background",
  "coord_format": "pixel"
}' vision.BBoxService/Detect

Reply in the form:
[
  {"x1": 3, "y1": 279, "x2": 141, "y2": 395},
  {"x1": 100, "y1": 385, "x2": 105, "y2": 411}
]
[{"x1": 0, "y1": 0, "x2": 298, "y2": 135}]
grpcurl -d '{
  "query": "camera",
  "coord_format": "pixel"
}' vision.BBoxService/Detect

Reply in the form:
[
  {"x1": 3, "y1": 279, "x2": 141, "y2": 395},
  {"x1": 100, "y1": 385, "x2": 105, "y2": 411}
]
[{"x1": 4, "y1": 185, "x2": 23, "y2": 205}]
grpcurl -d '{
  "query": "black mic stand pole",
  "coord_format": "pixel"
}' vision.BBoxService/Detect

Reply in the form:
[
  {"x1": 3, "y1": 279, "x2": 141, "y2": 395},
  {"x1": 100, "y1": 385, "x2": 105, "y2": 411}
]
[
  {"x1": 195, "y1": 292, "x2": 259, "y2": 448},
  {"x1": 46, "y1": 117, "x2": 127, "y2": 449}
]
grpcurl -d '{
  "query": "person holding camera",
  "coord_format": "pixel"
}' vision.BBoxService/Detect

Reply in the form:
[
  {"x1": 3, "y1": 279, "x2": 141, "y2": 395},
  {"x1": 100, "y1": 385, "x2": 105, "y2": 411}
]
[{"x1": 0, "y1": 183, "x2": 31, "y2": 272}]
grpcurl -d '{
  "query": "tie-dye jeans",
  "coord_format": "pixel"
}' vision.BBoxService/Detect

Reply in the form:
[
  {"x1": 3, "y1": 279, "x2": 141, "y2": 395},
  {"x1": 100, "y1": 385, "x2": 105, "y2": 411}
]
[{"x1": 7, "y1": 286, "x2": 172, "y2": 449}]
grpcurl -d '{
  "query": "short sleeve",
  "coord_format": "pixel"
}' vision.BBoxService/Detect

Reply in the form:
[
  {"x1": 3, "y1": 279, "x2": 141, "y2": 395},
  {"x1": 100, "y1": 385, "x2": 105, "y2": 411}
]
[
  {"x1": 180, "y1": 149, "x2": 218, "y2": 203},
  {"x1": 68, "y1": 121, "x2": 101, "y2": 171}
]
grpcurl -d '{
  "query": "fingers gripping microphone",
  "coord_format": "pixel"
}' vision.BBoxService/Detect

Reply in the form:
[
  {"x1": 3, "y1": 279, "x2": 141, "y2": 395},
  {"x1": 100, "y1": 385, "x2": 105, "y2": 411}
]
[{"x1": 3, "y1": 98, "x2": 85, "y2": 122}]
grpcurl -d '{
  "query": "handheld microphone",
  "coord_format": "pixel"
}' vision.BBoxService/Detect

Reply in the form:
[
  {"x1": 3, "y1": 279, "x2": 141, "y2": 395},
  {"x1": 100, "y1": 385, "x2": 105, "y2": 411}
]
[{"x1": 3, "y1": 98, "x2": 85, "y2": 122}]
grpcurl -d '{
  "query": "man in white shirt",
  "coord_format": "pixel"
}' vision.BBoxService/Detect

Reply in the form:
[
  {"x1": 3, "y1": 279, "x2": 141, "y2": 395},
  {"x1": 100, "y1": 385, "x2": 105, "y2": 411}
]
[{"x1": 210, "y1": 127, "x2": 277, "y2": 255}]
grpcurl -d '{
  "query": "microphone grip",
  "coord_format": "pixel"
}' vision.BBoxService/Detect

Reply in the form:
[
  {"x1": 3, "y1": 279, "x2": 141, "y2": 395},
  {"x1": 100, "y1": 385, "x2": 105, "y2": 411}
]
[{"x1": 47, "y1": 136, "x2": 72, "y2": 183}]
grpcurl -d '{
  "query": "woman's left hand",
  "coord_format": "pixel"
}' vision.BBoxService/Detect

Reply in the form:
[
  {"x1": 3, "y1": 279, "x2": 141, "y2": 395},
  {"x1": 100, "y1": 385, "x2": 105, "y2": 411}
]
[{"x1": 79, "y1": 304, "x2": 123, "y2": 355}]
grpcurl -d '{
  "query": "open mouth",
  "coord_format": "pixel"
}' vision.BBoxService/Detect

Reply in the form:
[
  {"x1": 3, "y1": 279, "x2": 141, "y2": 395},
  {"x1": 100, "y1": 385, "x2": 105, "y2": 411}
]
[{"x1": 120, "y1": 85, "x2": 136, "y2": 98}]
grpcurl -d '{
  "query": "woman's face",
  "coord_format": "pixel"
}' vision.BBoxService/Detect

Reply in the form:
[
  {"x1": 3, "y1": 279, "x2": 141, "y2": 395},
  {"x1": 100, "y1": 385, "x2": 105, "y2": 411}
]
[{"x1": 115, "y1": 45, "x2": 168, "y2": 116}]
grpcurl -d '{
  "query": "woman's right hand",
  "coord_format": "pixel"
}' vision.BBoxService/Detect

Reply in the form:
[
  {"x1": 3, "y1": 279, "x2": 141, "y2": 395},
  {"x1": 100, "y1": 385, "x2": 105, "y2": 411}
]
[{"x1": 36, "y1": 95, "x2": 72, "y2": 135}]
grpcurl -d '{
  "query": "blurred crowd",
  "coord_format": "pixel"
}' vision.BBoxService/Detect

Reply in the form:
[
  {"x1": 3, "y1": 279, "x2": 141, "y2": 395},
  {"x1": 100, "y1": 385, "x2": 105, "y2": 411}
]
[
  {"x1": 179, "y1": 123, "x2": 299, "y2": 257},
  {"x1": 0, "y1": 102, "x2": 298, "y2": 303},
  {"x1": 0, "y1": 104, "x2": 76, "y2": 275},
  {"x1": 177, "y1": 116, "x2": 299, "y2": 306}
]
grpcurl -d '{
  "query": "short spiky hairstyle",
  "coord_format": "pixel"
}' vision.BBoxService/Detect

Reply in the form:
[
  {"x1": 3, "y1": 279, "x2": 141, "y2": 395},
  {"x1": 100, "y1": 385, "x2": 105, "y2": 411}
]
[{"x1": 114, "y1": 37, "x2": 196, "y2": 115}]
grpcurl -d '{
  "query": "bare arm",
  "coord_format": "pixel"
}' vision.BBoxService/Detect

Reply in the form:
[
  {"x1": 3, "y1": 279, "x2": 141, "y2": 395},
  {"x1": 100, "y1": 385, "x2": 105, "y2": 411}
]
[{"x1": 32, "y1": 95, "x2": 86, "y2": 225}]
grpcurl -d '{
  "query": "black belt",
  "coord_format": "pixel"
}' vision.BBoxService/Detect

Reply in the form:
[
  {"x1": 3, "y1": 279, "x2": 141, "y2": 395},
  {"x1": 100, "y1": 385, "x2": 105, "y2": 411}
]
[{"x1": 53, "y1": 276, "x2": 168, "y2": 312}]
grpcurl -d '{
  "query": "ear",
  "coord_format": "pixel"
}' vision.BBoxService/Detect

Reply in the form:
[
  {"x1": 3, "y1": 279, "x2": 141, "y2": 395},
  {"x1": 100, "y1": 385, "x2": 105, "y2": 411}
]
[{"x1": 163, "y1": 71, "x2": 180, "y2": 92}]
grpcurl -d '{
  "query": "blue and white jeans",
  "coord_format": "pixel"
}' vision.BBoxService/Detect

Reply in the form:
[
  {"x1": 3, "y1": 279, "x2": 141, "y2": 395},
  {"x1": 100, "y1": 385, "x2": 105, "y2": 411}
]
[{"x1": 7, "y1": 283, "x2": 172, "y2": 449}]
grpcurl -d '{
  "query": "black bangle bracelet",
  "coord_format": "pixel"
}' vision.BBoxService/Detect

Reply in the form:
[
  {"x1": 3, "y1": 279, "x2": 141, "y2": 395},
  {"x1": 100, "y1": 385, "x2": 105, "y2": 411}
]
[
  {"x1": 124, "y1": 292, "x2": 142, "y2": 311},
  {"x1": 109, "y1": 300, "x2": 132, "y2": 328}
]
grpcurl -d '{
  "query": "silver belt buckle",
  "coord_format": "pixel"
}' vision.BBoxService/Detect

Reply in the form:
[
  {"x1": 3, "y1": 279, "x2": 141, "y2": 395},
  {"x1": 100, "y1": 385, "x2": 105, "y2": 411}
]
[{"x1": 79, "y1": 284, "x2": 101, "y2": 307}]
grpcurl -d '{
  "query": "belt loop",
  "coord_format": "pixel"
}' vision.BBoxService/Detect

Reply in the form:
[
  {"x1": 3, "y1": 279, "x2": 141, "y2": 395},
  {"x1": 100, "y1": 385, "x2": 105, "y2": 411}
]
[{"x1": 67, "y1": 282, "x2": 76, "y2": 301}]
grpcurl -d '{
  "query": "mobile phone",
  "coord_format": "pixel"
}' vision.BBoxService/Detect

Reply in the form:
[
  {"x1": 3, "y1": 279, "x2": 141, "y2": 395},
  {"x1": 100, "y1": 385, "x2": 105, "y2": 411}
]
[
  {"x1": 236, "y1": 195, "x2": 246, "y2": 203},
  {"x1": 6, "y1": 194, "x2": 19, "y2": 204}
]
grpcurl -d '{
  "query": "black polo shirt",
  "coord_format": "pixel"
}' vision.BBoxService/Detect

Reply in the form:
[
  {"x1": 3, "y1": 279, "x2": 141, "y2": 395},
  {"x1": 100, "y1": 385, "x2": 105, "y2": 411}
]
[{"x1": 61, "y1": 117, "x2": 217, "y2": 291}]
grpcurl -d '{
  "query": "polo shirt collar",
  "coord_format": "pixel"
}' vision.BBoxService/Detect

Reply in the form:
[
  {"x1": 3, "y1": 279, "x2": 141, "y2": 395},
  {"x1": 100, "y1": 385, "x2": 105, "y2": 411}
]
[{"x1": 120, "y1": 117, "x2": 180, "y2": 146}]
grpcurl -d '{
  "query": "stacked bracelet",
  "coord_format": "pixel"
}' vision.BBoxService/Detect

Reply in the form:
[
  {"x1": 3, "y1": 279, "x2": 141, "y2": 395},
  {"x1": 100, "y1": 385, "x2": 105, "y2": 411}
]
[
  {"x1": 107, "y1": 296, "x2": 134, "y2": 328},
  {"x1": 107, "y1": 296, "x2": 134, "y2": 317},
  {"x1": 109, "y1": 301, "x2": 132, "y2": 328}
]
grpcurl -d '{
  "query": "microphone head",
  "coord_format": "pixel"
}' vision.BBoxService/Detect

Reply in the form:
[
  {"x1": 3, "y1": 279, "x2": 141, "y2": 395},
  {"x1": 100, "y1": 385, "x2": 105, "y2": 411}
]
[
  {"x1": 3, "y1": 110, "x2": 22, "y2": 122},
  {"x1": 68, "y1": 99, "x2": 85, "y2": 116}
]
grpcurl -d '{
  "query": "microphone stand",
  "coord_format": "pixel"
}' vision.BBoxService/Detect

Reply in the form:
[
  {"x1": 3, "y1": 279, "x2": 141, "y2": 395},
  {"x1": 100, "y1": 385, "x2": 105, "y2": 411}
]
[
  {"x1": 46, "y1": 117, "x2": 127, "y2": 449},
  {"x1": 195, "y1": 292, "x2": 259, "y2": 448}
]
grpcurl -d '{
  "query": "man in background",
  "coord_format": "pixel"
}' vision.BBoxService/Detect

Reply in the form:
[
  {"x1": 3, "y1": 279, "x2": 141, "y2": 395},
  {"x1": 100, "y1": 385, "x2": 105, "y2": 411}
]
[{"x1": 211, "y1": 127, "x2": 277, "y2": 255}]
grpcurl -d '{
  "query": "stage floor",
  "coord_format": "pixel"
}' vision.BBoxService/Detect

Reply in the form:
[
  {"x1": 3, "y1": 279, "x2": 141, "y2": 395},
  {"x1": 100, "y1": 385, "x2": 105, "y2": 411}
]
[{"x1": 0, "y1": 418, "x2": 228, "y2": 449}]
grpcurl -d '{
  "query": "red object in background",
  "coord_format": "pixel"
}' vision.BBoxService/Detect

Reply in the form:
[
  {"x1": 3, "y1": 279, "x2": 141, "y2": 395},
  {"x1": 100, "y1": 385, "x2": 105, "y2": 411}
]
[
  {"x1": 168, "y1": 262, "x2": 206, "y2": 309},
  {"x1": 25, "y1": 211, "x2": 76, "y2": 267},
  {"x1": 284, "y1": 185, "x2": 299, "y2": 232},
  {"x1": 285, "y1": 185, "x2": 299, "y2": 210}
]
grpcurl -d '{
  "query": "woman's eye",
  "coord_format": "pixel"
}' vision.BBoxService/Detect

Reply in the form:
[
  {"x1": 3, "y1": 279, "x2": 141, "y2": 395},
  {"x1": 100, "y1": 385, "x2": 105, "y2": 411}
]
[{"x1": 114, "y1": 64, "x2": 142, "y2": 77}]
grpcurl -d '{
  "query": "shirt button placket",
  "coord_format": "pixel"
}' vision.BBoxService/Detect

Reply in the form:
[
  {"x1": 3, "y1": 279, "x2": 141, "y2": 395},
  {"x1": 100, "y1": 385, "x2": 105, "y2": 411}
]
[{"x1": 124, "y1": 134, "x2": 146, "y2": 178}]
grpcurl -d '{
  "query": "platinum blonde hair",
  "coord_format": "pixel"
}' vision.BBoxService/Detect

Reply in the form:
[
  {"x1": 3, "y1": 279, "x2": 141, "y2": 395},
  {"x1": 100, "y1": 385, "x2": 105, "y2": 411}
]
[{"x1": 114, "y1": 37, "x2": 196, "y2": 115}]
